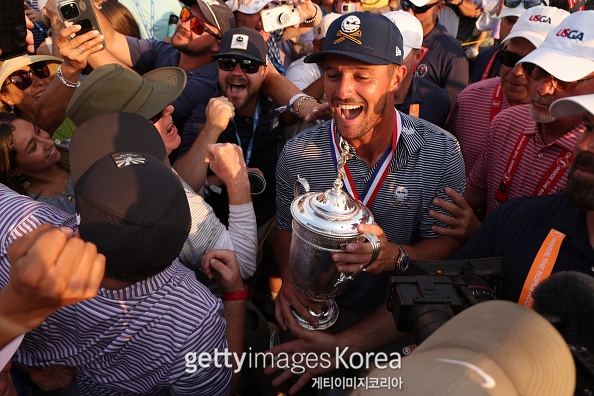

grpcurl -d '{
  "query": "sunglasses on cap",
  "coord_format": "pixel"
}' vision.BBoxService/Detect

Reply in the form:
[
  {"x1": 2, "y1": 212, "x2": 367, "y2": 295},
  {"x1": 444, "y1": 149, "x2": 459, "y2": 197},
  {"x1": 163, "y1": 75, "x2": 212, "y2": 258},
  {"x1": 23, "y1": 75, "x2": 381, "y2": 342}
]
[
  {"x1": 400, "y1": 0, "x2": 441, "y2": 14},
  {"x1": 503, "y1": 0, "x2": 547, "y2": 8},
  {"x1": 179, "y1": 7, "x2": 221, "y2": 40},
  {"x1": 217, "y1": 57, "x2": 264, "y2": 74},
  {"x1": 522, "y1": 62, "x2": 594, "y2": 91},
  {"x1": 500, "y1": 49, "x2": 524, "y2": 68},
  {"x1": 4, "y1": 62, "x2": 51, "y2": 91}
]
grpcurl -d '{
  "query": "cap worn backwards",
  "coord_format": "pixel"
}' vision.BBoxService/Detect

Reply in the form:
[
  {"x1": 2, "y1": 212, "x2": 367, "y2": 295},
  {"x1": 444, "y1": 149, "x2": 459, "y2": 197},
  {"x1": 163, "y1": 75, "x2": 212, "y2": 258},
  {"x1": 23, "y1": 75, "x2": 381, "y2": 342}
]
[{"x1": 304, "y1": 12, "x2": 404, "y2": 66}]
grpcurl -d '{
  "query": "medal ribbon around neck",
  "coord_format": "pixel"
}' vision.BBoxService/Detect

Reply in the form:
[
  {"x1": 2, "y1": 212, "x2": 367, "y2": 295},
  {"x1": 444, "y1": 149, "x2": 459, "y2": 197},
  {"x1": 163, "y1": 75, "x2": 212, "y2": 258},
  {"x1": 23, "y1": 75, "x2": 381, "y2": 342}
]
[{"x1": 330, "y1": 110, "x2": 401, "y2": 208}]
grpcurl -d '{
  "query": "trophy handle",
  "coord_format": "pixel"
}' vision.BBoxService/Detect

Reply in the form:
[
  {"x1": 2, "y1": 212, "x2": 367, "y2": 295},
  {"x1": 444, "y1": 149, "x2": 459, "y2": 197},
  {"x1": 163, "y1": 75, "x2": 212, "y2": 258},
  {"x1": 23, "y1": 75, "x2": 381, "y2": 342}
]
[
  {"x1": 294, "y1": 175, "x2": 310, "y2": 198},
  {"x1": 333, "y1": 232, "x2": 380, "y2": 287}
]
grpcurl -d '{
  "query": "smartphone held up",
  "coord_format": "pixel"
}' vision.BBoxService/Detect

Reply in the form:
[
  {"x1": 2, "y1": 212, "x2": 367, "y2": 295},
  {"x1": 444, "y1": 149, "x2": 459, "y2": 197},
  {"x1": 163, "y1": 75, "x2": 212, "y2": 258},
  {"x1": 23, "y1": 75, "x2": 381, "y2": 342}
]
[
  {"x1": 0, "y1": 0, "x2": 28, "y2": 61},
  {"x1": 56, "y1": 0, "x2": 105, "y2": 47}
]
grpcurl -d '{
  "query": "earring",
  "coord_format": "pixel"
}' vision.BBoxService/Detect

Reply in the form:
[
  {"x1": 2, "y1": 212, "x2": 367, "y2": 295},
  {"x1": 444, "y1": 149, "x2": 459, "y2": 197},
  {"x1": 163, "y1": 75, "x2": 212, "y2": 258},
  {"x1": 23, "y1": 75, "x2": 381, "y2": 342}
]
[
  {"x1": 12, "y1": 174, "x2": 31, "y2": 189},
  {"x1": 9, "y1": 105, "x2": 14, "y2": 114}
]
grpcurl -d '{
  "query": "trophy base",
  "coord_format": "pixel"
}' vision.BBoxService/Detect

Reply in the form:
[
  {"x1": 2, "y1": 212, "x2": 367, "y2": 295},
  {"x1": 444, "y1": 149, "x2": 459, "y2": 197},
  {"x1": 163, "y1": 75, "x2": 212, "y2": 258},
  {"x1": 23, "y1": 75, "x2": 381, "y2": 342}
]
[{"x1": 292, "y1": 299, "x2": 339, "y2": 331}]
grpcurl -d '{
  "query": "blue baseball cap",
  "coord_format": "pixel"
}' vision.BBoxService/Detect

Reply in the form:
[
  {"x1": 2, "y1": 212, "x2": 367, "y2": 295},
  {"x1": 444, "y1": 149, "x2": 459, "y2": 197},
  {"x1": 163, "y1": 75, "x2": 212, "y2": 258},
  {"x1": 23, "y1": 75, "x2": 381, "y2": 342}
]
[{"x1": 304, "y1": 12, "x2": 403, "y2": 65}]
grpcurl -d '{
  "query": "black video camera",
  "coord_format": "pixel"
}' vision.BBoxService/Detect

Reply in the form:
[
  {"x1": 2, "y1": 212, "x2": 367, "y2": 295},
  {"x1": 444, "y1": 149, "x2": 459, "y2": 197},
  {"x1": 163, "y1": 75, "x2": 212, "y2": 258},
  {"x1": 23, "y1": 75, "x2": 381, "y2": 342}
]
[{"x1": 387, "y1": 257, "x2": 504, "y2": 345}]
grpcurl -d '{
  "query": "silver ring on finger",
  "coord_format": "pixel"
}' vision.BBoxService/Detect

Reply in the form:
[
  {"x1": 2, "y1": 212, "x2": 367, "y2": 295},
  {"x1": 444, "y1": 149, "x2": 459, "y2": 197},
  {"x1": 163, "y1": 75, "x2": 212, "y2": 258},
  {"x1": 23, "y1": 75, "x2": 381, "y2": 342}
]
[{"x1": 76, "y1": 46, "x2": 84, "y2": 54}]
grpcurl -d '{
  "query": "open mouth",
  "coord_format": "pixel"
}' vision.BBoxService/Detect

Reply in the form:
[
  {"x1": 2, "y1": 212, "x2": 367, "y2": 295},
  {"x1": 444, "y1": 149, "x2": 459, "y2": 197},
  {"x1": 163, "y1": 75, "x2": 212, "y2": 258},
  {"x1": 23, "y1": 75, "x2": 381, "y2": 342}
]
[
  {"x1": 33, "y1": 90, "x2": 44, "y2": 99},
  {"x1": 46, "y1": 146, "x2": 55, "y2": 158},
  {"x1": 165, "y1": 122, "x2": 176, "y2": 136},
  {"x1": 229, "y1": 83, "x2": 246, "y2": 95},
  {"x1": 338, "y1": 104, "x2": 363, "y2": 120}
]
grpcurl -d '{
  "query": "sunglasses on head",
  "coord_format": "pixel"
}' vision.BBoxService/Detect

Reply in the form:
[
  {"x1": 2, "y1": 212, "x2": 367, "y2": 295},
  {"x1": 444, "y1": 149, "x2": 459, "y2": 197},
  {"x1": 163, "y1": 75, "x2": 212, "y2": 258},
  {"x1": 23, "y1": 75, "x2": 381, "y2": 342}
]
[
  {"x1": 500, "y1": 49, "x2": 524, "y2": 68},
  {"x1": 522, "y1": 62, "x2": 594, "y2": 91},
  {"x1": 400, "y1": 0, "x2": 441, "y2": 14},
  {"x1": 4, "y1": 62, "x2": 51, "y2": 91},
  {"x1": 503, "y1": 0, "x2": 547, "y2": 8},
  {"x1": 217, "y1": 57, "x2": 263, "y2": 74},
  {"x1": 179, "y1": 7, "x2": 221, "y2": 40}
]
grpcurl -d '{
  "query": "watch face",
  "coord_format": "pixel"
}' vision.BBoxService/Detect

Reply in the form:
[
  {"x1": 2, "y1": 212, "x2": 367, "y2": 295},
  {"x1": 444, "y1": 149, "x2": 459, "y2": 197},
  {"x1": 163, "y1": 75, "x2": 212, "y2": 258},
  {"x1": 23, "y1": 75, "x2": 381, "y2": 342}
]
[{"x1": 400, "y1": 256, "x2": 410, "y2": 273}]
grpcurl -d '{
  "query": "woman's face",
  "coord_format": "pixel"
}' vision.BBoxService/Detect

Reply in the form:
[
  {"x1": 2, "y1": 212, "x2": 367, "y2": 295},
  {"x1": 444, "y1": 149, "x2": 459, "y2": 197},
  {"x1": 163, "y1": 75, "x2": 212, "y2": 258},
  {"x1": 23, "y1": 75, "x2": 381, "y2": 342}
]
[
  {"x1": 0, "y1": 62, "x2": 52, "y2": 119},
  {"x1": 11, "y1": 118, "x2": 60, "y2": 176}
]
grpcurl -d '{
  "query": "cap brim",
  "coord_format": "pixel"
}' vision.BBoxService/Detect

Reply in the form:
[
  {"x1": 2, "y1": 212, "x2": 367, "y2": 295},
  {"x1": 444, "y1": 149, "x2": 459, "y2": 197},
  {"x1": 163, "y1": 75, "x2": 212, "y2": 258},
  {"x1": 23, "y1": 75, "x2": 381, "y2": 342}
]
[
  {"x1": 70, "y1": 113, "x2": 169, "y2": 185},
  {"x1": 414, "y1": 300, "x2": 575, "y2": 396},
  {"x1": 502, "y1": 31, "x2": 545, "y2": 48},
  {"x1": 304, "y1": 50, "x2": 391, "y2": 65},
  {"x1": 550, "y1": 93, "x2": 594, "y2": 118},
  {"x1": 520, "y1": 47, "x2": 594, "y2": 82},
  {"x1": 134, "y1": 67, "x2": 187, "y2": 119},
  {"x1": 0, "y1": 55, "x2": 62, "y2": 87},
  {"x1": 213, "y1": 52, "x2": 265, "y2": 63}
]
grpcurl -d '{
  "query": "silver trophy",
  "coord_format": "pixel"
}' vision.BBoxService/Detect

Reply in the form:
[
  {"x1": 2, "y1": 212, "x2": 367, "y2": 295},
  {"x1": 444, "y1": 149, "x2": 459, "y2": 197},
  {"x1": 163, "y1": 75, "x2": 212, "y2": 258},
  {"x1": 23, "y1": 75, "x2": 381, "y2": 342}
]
[{"x1": 285, "y1": 137, "x2": 380, "y2": 331}]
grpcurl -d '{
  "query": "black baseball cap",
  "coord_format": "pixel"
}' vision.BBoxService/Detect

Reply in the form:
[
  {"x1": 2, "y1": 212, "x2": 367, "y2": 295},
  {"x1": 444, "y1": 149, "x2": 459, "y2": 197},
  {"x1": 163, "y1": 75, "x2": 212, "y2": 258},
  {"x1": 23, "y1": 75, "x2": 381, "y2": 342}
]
[
  {"x1": 213, "y1": 27, "x2": 268, "y2": 63},
  {"x1": 305, "y1": 12, "x2": 404, "y2": 65}
]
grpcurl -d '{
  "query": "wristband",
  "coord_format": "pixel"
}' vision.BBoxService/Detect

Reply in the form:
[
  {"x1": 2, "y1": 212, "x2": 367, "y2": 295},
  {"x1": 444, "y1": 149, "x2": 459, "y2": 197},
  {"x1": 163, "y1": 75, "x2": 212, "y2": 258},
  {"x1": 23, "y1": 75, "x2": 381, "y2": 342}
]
[
  {"x1": 295, "y1": 95, "x2": 316, "y2": 119},
  {"x1": 221, "y1": 285, "x2": 249, "y2": 301},
  {"x1": 304, "y1": 4, "x2": 319, "y2": 24},
  {"x1": 57, "y1": 65, "x2": 80, "y2": 88}
]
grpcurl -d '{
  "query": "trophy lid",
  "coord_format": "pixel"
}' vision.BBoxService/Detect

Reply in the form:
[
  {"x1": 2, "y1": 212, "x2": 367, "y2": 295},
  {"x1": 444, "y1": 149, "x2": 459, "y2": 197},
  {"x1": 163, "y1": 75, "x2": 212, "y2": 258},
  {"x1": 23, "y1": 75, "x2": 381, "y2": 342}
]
[{"x1": 291, "y1": 187, "x2": 374, "y2": 237}]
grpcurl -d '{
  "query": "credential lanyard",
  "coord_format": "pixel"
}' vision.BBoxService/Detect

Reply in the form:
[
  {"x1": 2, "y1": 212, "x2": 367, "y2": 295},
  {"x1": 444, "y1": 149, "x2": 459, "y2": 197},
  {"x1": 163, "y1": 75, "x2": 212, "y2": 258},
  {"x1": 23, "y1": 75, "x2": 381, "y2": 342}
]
[
  {"x1": 495, "y1": 131, "x2": 572, "y2": 205},
  {"x1": 330, "y1": 110, "x2": 400, "y2": 208},
  {"x1": 132, "y1": 0, "x2": 155, "y2": 39},
  {"x1": 481, "y1": 47, "x2": 501, "y2": 81},
  {"x1": 231, "y1": 100, "x2": 261, "y2": 166},
  {"x1": 518, "y1": 228, "x2": 566, "y2": 309},
  {"x1": 489, "y1": 82, "x2": 503, "y2": 123}
]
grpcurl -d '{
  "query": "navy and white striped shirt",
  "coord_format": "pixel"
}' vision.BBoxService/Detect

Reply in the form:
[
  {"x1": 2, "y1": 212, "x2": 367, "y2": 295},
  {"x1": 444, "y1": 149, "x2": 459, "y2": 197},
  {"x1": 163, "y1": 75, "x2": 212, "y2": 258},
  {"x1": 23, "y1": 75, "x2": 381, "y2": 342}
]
[
  {"x1": 0, "y1": 185, "x2": 231, "y2": 395},
  {"x1": 276, "y1": 113, "x2": 466, "y2": 312},
  {"x1": 15, "y1": 260, "x2": 231, "y2": 396}
]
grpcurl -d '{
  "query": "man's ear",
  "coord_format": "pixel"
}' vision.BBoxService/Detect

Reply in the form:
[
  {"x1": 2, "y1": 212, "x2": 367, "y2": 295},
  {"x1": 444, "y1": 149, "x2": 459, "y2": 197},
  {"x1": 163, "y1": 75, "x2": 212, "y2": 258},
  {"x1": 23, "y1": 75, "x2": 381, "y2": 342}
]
[
  {"x1": 388, "y1": 64, "x2": 407, "y2": 92},
  {"x1": 211, "y1": 40, "x2": 221, "y2": 54}
]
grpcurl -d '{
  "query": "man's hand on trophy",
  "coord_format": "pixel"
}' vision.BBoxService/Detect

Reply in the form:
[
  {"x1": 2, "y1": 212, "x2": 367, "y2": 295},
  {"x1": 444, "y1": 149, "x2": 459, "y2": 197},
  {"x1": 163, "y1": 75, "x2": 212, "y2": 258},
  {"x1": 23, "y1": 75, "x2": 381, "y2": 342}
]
[
  {"x1": 264, "y1": 321, "x2": 340, "y2": 395},
  {"x1": 334, "y1": 224, "x2": 400, "y2": 275},
  {"x1": 274, "y1": 281, "x2": 326, "y2": 331}
]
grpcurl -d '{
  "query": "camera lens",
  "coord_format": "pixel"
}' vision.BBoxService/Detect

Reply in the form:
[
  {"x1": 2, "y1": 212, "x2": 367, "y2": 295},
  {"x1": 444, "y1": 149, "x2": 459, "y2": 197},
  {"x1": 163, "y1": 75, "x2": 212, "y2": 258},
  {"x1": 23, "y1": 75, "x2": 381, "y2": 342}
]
[
  {"x1": 60, "y1": 3, "x2": 80, "y2": 20},
  {"x1": 278, "y1": 12, "x2": 290, "y2": 24}
]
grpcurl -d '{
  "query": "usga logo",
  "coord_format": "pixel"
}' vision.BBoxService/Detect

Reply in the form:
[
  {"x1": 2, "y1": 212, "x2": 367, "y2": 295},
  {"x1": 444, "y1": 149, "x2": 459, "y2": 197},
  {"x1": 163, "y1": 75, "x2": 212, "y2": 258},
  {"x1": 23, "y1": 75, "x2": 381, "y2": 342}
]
[
  {"x1": 556, "y1": 28, "x2": 584, "y2": 41},
  {"x1": 528, "y1": 15, "x2": 551, "y2": 23}
]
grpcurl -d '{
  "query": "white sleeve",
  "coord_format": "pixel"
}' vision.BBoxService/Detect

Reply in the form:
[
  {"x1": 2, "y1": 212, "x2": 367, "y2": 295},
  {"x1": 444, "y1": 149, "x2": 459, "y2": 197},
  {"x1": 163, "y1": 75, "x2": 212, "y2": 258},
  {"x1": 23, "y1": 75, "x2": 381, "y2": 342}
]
[{"x1": 212, "y1": 203, "x2": 257, "y2": 279}]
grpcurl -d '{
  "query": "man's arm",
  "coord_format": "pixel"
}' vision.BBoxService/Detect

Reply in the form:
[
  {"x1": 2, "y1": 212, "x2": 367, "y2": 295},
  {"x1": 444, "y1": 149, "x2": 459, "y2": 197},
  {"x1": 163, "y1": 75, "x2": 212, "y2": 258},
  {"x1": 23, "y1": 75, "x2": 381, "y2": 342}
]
[
  {"x1": 173, "y1": 97, "x2": 235, "y2": 192},
  {"x1": 265, "y1": 300, "x2": 407, "y2": 395},
  {"x1": 201, "y1": 249, "x2": 246, "y2": 396},
  {"x1": 0, "y1": 225, "x2": 105, "y2": 350}
]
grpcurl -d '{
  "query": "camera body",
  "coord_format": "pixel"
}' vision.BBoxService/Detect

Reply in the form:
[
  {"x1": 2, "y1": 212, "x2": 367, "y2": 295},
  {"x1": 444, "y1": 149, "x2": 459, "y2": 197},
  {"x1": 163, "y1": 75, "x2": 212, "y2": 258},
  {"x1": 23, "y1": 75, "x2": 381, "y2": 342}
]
[
  {"x1": 261, "y1": 4, "x2": 300, "y2": 32},
  {"x1": 57, "y1": 0, "x2": 104, "y2": 46},
  {"x1": 341, "y1": 4, "x2": 357, "y2": 14},
  {"x1": 387, "y1": 258, "x2": 503, "y2": 345}
]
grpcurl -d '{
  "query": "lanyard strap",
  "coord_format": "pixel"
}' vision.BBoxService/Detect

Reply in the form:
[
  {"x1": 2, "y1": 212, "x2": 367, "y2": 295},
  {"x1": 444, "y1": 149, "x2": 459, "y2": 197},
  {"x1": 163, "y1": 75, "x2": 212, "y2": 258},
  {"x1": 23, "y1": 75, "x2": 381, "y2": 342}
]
[
  {"x1": 329, "y1": 110, "x2": 400, "y2": 208},
  {"x1": 518, "y1": 228, "x2": 566, "y2": 309},
  {"x1": 231, "y1": 100, "x2": 261, "y2": 166},
  {"x1": 489, "y1": 82, "x2": 503, "y2": 123},
  {"x1": 495, "y1": 132, "x2": 572, "y2": 205},
  {"x1": 132, "y1": 0, "x2": 155, "y2": 39},
  {"x1": 481, "y1": 47, "x2": 501, "y2": 81}
]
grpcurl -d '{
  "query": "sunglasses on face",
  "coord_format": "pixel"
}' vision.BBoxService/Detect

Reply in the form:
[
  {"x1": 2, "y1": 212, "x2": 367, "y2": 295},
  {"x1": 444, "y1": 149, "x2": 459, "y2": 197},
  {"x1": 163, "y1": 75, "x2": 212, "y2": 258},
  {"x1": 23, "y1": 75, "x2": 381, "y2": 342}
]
[
  {"x1": 400, "y1": 0, "x2": 441, "y2": 14},
  {"x1": 503, "y1": 0, "x2": 547, "y2": 8},
  {"x1": 217, "y1": 57, "x2": 263, "y2": 74},
  {"x1": 500, "y1": 49, "x2": 524, "y2": 68},
  {"x1": 179, "y1": 7, "x2": 221, "y2": 40},
  {"x1": 522, "y1": 62, "x2": 594, "y2": 91},
  {"x1": 4, "y1": 62, "x2": 51, "y2": 91}
]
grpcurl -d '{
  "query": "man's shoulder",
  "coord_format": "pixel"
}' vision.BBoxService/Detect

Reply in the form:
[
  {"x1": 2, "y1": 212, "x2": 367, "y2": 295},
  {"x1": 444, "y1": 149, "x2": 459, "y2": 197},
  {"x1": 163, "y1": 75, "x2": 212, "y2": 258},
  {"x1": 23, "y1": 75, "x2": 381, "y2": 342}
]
[
  {"x1": 426, "y1": 23, "x2": 465, "y2": 55},
  {"x1": 492, "y1": 193, "x2": 573, "y2": 225},
  {"x1": 284, "y1": 121, "x2": 332, "y2": 151},
  {"x1": 415, "y1": 76, "x2": 449, "y2": 99},
  {"x1": 491, "y1": 104, "x2": 532, "y2": 128},
  {"x1": 400, "y1": 111, "x2": 458, "y2": 145}
]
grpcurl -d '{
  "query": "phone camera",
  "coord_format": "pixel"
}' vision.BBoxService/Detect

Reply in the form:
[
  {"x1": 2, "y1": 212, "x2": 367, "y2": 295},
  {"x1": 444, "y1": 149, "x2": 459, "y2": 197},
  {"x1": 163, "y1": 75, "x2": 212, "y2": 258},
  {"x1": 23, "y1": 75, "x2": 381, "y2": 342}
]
[
  {"x1": 60, "y1": 3, "x2": 80, "y2": 20},
  {"x1": 278, "y1": 12, "x2": 291, "y2": 24}
]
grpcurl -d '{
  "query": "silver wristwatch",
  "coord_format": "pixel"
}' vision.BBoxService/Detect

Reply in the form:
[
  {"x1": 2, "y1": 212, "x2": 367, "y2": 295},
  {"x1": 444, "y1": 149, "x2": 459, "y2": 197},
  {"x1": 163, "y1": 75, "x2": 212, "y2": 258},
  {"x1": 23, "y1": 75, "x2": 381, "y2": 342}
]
[{"x1": 395, "y1": 244, "x2": 410, "y2": 274}]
